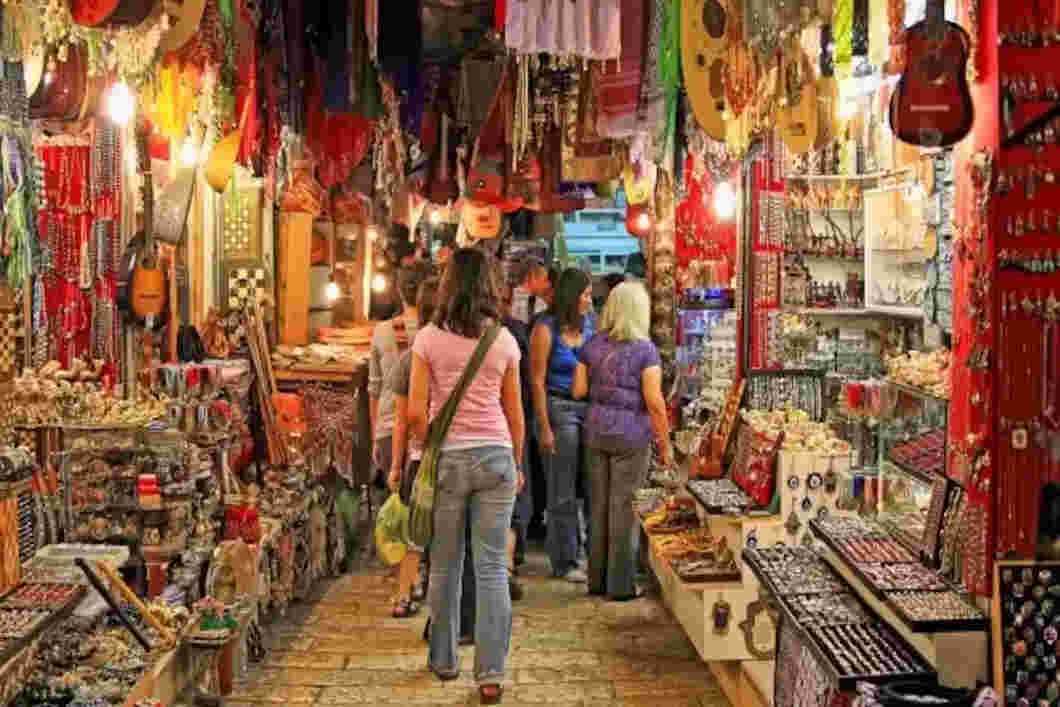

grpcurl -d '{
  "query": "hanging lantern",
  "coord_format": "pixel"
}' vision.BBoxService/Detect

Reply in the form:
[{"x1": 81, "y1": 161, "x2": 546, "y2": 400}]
[{"x1": 626, "y1": 204, "x2": 654, "y2": 238}]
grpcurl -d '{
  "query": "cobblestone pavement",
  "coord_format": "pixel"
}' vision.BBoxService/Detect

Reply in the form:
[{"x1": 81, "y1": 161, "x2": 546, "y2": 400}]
[{"x1": 225, "y1": 551, "x2": 732, "y2": 706}]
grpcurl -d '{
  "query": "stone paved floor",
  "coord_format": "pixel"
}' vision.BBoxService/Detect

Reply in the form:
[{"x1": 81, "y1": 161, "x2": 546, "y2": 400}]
[{"x1": 225, "y1": 551, "x2": 732, "y2": 706}]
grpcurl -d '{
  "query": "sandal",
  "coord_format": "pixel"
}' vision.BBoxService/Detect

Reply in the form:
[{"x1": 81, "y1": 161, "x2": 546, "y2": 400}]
[
  {"x1": 412, "y1": 582, "x2": 426, "y2": 602},
  {"x1": 480, "y1": 684, "x2": 503, "y2": 704},
  {"x1": 392, "y1": 598, "x2": 420, "y2": 618}
]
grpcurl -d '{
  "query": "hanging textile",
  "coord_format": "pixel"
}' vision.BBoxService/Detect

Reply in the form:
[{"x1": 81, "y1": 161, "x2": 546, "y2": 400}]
[
  {"x1": 348, "y1": 0, "x2": 381, "y2": 119},
  {"x1": 659, "y1": 0, "x2": 680, "y2": 158},
  {"x1": 260, "y1": 0, "x2": 291, "y2": 199},
  {"x1": 595, "y1": 0, "x2": 646, "y2": 138},
  {"x1": 636, "y1": 0, "x2": 666, "y2": 138},
  {"x1": 561, "y1": 67, "x2": 621, "y2": 182},
  {"x1": 505, "y1": 0, "x2": 620, "y2": 60}
]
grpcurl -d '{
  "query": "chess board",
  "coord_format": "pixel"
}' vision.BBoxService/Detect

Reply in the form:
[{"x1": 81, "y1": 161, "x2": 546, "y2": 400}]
[
  {"x1": 223, "y1": 260, "x2": 271, "y2": 314},
  {"x1": 0, "y1": 308, "x2": 24, "y2": 381}
]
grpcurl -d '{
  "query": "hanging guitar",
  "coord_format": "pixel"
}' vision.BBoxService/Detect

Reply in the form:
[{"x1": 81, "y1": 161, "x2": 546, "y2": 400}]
[
  {"x1": 888, "y1": 0, "x2": 974, "y2": 147},
  {"x1": 117, "y1": 120, "x2": 168, "y2": 329}
]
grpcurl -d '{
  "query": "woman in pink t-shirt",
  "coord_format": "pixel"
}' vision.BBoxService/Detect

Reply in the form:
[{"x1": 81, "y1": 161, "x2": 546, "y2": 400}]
[{"x1": 408, "y1": 248, "x2": 525, "y2": 703}]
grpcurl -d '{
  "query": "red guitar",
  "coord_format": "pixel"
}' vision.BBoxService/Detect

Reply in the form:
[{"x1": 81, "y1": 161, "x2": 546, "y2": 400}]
[{"x1": 888, "y1": 0, "x2": 974, "y2": 147}]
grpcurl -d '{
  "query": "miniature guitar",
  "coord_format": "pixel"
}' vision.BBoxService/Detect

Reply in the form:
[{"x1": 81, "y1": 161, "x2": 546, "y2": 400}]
[
  {"x1": 128, "y1": 120, "x2": 168, "y2": 326},
  {"x1": 888, "y1": 0, "x2": 974, "y2": 147}
]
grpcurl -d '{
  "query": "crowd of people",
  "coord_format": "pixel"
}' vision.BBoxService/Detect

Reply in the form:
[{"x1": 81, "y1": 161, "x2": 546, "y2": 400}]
[{"x1": 367, "y1": 237, "x2": 672, "y2": 705}]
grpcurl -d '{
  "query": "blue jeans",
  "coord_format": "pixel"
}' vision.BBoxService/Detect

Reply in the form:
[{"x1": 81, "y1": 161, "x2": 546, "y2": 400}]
[
  {"x1": 542, "y1": 396, "x2": 587, "y2": 576},
  {"x1": 428, "y1": 446, "x2": 517, "y2": 685}
]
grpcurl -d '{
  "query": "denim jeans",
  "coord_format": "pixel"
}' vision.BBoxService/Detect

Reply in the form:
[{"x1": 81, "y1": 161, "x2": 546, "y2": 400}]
[
  {"x1": 428, "y1": 446, "x2": 517, "y2": 685},
  {"x1": 542, "y1": 396, "x2": 587, "y2": 576},
  {"x1": 586, "y1": 444, "x2": 651, "y2": 598}
]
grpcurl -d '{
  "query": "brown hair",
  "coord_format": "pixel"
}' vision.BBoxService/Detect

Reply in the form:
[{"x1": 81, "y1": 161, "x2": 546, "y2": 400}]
[
  {"x1": 416, "y1": 278, "x2": 439, "y2": 328},
  {"x1": 433, "y1": 248, "x2": 501, "y2": 338},
  {"x1": 552, "y1": 267, "x2": 591, "y2": 332}
]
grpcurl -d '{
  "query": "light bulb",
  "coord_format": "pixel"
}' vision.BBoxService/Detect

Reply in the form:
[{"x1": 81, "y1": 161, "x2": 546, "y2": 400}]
[
  {"x1": 365, "y1": 226, "x2": 379, "y2": 242},
  {"x1": 180, "y1": 138, "x2": 198, "y2": 166},
  {"x1": 713, "y1": 181, "x2": 737, "y2": 221},
  {"x1": 325, "y1": 280, "x2": 341, "y2": 302},
  {"x1": 429, "y1": 209, "x2": 442, "y2": 225},
  {"x1": 372, "y1": 273, "x2": 387, "y2": 293},
  {"x1": 106, "y1": 82, "x2": 134, "y2": 126},
  {"x1": 838, "y1": 98, "x2": 857, "y2": 121},
  {"x1": 635, "y1": 212, "x2": 652, "y2": 232}
]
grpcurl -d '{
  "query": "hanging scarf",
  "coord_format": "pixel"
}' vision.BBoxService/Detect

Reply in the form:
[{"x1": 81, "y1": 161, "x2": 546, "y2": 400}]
[
  {"x1": 659, "y1": 0, "x2": 680, "y2": 155},
  {"x1": 636, "y1": 0, "x2": 666, "y2": 136},
  {"x1": 833, "y1": 0, "x2": 854, "y2": 73},
  {"x1": 595, "y1": 0, "x2": 645, "y2": 138}
]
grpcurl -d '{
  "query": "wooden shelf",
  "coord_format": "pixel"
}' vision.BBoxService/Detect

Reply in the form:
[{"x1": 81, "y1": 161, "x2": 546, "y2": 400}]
[{"x1": 785, "y1": 169, "x2": 912, "y2": 181}]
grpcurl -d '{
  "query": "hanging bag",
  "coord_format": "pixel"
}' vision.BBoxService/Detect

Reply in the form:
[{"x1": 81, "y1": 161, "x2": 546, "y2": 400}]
[{"x1": 408, "y1": 324, "x2": 502, "y2": 549}]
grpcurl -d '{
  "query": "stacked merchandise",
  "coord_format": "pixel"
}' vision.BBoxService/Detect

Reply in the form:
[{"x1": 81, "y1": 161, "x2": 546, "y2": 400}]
[
  {"x1": 701, "y1": 311, "x2": 738, "y2": 414},
  {"x1": 744, "y1": 545, "x2": 936, "y2": 705}
]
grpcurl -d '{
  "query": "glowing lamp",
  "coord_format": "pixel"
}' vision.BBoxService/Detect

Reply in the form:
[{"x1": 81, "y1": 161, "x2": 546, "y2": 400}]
[
  {"x1": 106, "y1": 82, "x2": 135, "y2": 126},
  {"x1": 372, "y1": 273, "x2": 387, "y2": 293},
  {"x1": 713, "y1": 181, "x2": 737, "y2": 221},
  {"x1": 626, "y1": 204, "x2": 653, "y2": 238}
]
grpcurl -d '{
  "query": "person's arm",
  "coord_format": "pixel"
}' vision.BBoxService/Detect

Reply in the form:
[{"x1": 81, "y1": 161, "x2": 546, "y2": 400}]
[
  {"x1": 389, "y1": 394, "x2": 409, "y2": 492},
  {"x1": 501, "y1": 361, "x2": 526, "y2": 491},
  {"x1": 529, "y1": 322, "x2": 555, "y2": 453},
  {"x1": 368, "y1": 333, "x2": 383, "y2": 436},
  {"x1": 642, "y1": 365, "x2": 673, "y2": 466},
  {"x1": 407, "y1": 352, "x2": 431, "y2": 444},
  {"x1": 572, "y1": 362, "x2": 589, "y2": 400}
]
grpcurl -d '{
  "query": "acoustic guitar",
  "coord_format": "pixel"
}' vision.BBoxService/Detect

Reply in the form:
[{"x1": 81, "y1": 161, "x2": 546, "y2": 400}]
[
  {"x1": 682, "y1": 0, "x2": 730, "y2": 141},
  {"x1": 128, "y1": 121, "x2": 168, "y2": 326},
  {"x1": 778, "y1": 41, "x2": 819, "y2": 155},
  {"x1": 888, "y1": 0, "x2": 973, "y2": 147}
]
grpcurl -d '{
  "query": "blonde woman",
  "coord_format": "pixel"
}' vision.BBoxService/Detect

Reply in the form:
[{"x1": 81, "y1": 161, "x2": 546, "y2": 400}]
[{"x1": 572, "y1": 282, "x2": 673, "y2": 600}]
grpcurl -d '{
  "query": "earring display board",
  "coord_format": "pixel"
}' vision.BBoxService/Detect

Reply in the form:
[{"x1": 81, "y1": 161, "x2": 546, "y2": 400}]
[
  {"x1": 993, "y1": 561, "x2": 1060, "y2": 707},
  {"x1": 863, "y1": 184, "x2": 929, "y2": 317}
]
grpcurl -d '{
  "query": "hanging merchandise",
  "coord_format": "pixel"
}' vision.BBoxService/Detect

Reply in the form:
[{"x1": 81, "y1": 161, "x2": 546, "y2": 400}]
[
  {"x1": 681, "y1": 0, "x2": 728, "y2": 141},
  {"x1": 561, "y1": 66, "x2": 621, "y2": 183},
  {"x1": 504, "y1": 0, "x2": 620, "y2": 61},
  {"x1": 888, "y1": 0, "x2": 973, "y2": 148},
  {"x1": 594, "y1": 0, "x2": 645, "y2": 139}
]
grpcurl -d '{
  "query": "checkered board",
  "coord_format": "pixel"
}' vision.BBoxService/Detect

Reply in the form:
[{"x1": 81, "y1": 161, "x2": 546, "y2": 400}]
[
  {"x1": 223, "y1": 261, "x2": 271, "y2": 314},
  {"x1": 0, "y1": 308, "x2": 24, "y2": 381}
]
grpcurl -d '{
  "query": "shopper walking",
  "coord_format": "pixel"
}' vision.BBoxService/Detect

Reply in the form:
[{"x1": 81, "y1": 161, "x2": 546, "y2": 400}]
[
  {"x1": 387, "y1": 278, "x2": 439, "y2": 617},
  {"x1": 530, "y1": 267, "x2": 595, "y2": 582},
  {"x1": 408, "y1": 248, "x2": 525, "y2": 704},
  {"x1": 573, "y1": 282, "x2": 672, "y2": 600},
  {"x1": 368, "y1": 257, "x2": 432, "y2": 564}
]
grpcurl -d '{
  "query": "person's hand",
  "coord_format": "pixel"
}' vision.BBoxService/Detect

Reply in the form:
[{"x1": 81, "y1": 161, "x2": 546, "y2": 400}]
[
  {"x1": 539, "y1": 427, "x2": 556, "y2": 455},
  {"x1": 387, "y1": 467, "x2": 401, "y2": 493},
  {"x1": 517, "y1": 471, "x2": 526, "y2": 492},
  {"x1": 659, "y1": 444, "x2": 675, "y2": 469}
]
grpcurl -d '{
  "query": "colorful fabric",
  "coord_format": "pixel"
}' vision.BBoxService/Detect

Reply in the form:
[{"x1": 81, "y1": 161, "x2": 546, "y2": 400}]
[
  {"x1": 596, "y1": 0, "x2": 646, "y2": 138},
  {"x1": 637, "y1": 0, "x2": 666, "y2": 135}
]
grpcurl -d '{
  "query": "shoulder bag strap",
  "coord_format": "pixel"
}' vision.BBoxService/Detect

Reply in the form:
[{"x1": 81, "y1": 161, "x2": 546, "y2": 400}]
[{"x1": 428, "y1": 324, "x2": 503, "y2": 445}]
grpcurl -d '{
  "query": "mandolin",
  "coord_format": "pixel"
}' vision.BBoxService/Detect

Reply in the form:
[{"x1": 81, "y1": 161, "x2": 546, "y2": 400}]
[
  {"x1": 128, "y1": 121, "x2": 167, "y2": 326},
  {"x1": 682, "y1": 0, "x2": 730, "y2": 141},
  {"x1": 778, "y1": 41, "x2": 819, "y2": 155},
  {"x1": 888, "y1": 0, "x2": 974, "y2": 147}
]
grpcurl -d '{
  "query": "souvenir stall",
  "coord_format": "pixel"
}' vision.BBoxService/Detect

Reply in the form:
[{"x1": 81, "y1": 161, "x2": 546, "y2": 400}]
[{"x1": 0, "y1": 0, "x2": 376, "y2": 700}]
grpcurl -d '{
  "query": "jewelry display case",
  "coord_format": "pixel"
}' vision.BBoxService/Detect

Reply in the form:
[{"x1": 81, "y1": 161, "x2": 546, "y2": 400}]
[{"x1": 863, "y1": 184, "x2": 931, "y2": 317}]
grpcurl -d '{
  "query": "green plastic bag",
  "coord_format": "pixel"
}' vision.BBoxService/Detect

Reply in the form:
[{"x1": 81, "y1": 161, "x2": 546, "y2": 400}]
[{"x1": 374, "y1": 493, "x2": 409, "y2": 566}]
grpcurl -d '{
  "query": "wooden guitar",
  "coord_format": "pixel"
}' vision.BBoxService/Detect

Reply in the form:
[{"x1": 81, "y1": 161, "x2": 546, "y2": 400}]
[
  {"x1": 128, "y1": 121, "x2": 167, "y2": 326},
  {"x1": 682, "y1": 0, "x2": 730, "y2": 141},
  {"x1": 888, "y1": 0, "x2": 973, "y2": 147},
  {"x1": 778, "y1": 41, "x2": 819, "y2": 155}
]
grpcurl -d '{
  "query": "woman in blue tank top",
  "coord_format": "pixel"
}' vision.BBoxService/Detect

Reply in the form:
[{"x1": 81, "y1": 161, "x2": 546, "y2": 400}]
[{"x1": 529, "y1": 267, "x2": 595, "y2": 582}]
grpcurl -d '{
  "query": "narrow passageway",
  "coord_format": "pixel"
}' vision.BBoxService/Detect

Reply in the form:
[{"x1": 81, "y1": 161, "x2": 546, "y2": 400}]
[{"x1": 225, "y1": 551, "x2": 731, "y2": 706}]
